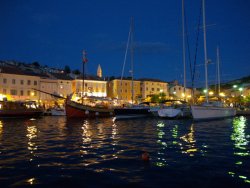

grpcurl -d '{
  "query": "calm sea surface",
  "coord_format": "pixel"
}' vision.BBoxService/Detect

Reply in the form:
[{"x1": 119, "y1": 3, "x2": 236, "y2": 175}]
[{"x1": 0, "y1": 116, "x2": 249, "y2": 187}]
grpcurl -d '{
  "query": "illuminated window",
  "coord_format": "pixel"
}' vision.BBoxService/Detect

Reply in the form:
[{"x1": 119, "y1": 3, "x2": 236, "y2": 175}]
[{"x1": 10, "y1": 89, "x2": 17, "y2": 95}]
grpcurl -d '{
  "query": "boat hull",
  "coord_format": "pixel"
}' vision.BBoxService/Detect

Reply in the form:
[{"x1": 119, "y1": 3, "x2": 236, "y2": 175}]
[
  {"x1": 0, "y1": 110, "x2": 43, "y2": 118},
  {"x1": 114, "y1": 107, "x2": 151, "y2": 120},
  {"x1": 191, "y1": 105, "x2": 236, "y2": 120},
  {"x1": 158, "y1": 108, "x2": 182, "y2": 118},
  {"x1": 65, "y1": 100, "x2": 114, "y2": 118}
]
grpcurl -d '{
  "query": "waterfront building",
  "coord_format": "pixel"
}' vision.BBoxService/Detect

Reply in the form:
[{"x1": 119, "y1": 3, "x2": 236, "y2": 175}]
[
  {"x1": 139, "y1": 78, "x2": 169, "y2": 100},
  {"x1": 40, "y1": 73, "x2": 73, "y2": 107},
  {"x1": 72, "y1": 75, "x2": 107, "y2": 97},
  {"x1": 107, "y1": 78, "x2": 141, "y2": 103},
  {"x1": 0, "y1": 64, "x2": 42, "y2": 101},
  {"x1": 169, "y1": 80, "x2": 193, "y2": 101}
]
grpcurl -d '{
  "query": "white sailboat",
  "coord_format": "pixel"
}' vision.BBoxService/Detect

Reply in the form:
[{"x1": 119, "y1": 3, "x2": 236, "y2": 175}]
[
  {"x1": 191, "y1": 0, "x2": 236, "y2": 120},
  {"x1": 155, "y1": 0, "x2": 190, "y2": 119}
]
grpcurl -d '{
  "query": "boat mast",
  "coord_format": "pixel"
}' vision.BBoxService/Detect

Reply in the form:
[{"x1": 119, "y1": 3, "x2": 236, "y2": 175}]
[
  {"x1": 182, "y1": 0, "x2": 186, "y2": 101},
  {"x1": 82, "y1": 50, "x2": 87, "y2": 97},
  {"x1": 216, "y1": 46, "x2": 221, "y2": 95},
  {"x1": 202, "y1": 0, "x2": 209, "y2": 103},
  {"x1": 130, "y1": 17, "x2": 134, "y2": 104}
]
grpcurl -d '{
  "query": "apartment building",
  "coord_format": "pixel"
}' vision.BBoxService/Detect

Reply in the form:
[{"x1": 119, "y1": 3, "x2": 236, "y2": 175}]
[
  {"x1": 107, "y1": 78, "x2": 141, "y2": 103},
  {"x1": 0, "y1": 65, "x2": 42, "y2": 101},
  {"x1": 139, "y1": 78, "x2": 169, "y2": 99},
  {"x1": 72, "y1": 75, "x2": 107, "y2": 97}
]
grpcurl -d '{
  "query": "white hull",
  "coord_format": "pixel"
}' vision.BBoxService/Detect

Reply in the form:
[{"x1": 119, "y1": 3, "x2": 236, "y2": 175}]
[
  {"x1": 191, "y1": 105, "x2": 236, "y2": 120},
  {"x1": 158, "y1": 108, "x2": 182, "y2": 118}
]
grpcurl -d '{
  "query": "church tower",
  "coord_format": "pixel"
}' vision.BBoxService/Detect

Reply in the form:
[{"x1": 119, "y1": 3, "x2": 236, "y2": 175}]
[{"x1": 97, "y1": 64, "x2": 102, "y2": 78}]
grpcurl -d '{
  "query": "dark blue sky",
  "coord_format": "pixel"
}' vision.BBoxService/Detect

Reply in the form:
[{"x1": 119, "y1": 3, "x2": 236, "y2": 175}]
[{"x1": 1, "y1": 0, "x2": 250, "y2": 87}]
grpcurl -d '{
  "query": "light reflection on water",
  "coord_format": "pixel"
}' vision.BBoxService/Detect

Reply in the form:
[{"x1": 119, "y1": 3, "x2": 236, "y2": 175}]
[
  {"x1": 229, "y1": 116, "x2": 250, "y2": 183},
  {"x1": 0, "y1": 116, "x2": 249, "y2": 187}
]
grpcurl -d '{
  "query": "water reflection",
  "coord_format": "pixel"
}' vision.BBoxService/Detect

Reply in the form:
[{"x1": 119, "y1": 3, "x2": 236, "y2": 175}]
[
  {"x1": 231, "y1": 116, "x2": 249, "y2": 156},
  {"x1": 0, "y1": 120, "x2": 3, "y2": 137},
  {"x1": 25, "y1": 120, "x2": 38, "y2": 162},
  {"x1": 156, "y1": 121, "x2": 167, "y2": 167},
  {"x1": 180, "y1": 124, "x2": 197, "y2": 156},
  {"x1": 111, "y1": 123, "x2": 119, "y2": 158},
  {"x1": 229, "y1": 116, "x2": 250, "y2": 184}
]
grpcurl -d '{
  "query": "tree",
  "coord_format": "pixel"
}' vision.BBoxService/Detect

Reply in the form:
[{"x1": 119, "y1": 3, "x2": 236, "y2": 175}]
[
  {"x1": 32, "y1": 61, "x2": 40, "y2": 67},
  {"x1": 72, "y1": 69, "x2": 81, "y2": 75},
  {"x1": 64, "y1": 65, "x2": 71, "y2": 74}
]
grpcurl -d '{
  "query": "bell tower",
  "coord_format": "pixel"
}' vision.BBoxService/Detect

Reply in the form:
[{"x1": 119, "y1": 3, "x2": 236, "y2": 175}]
[{"x1": 97, "y1": 64, "x2": 102, "y2": 78}]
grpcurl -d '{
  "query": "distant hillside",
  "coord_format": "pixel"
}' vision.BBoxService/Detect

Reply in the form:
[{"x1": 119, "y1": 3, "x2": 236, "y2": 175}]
[{"x1": 220, "y1": 75, "x2": 250, "y2": 89}]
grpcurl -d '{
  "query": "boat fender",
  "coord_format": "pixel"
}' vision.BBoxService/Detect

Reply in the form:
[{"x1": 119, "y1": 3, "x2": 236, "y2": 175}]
[
  {"x1": 95, "y1": 112, "x2": 99, "y2": 116},
  {"x1": 85, "y1": 110, "x2": 89, "y2": 115}
]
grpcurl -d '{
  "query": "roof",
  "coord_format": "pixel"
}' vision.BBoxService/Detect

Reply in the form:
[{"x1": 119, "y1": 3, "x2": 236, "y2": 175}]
[
  {"x1": 138, "y1": 78, "x2": 168, "y2": 83},
  {"x1": 0, "y1": 65, "x2": 48, "y2": 78},
  {"x1": 50, "y1": 73, "x2": 73, "y2": 80}
]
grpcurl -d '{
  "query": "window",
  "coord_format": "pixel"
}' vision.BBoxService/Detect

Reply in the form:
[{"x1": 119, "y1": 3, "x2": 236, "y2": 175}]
[
  {"x1": 151, "y1": 88, "x2": 155, "y2": 91},
  {"x1": 20, "y1": 90, "x2": 24, "y2": 96},
  {"x1": 157, "y1": 88, "x2": 160, "y2": 91},
  {"x1": 3, "y1": 78, "x2": 7, "y2": 84},
  {"x1": 34, "y1": 81, "x2": 37, "y2": 85},
  {"x1": 27, "y1": 80, "x2": 31, "y2": 85},
  {"x1": 3, "y1": 89, "x2": 7, "y2": 94},
  {"x1": 12, "y1": 79, "x2": 16, "y2": 84},
  {"x1": 10, "y1": 89, "x2": 17, "y2": 95},
  {"x1": 27, "y1": 90, "x2": 30, "y2": 96},
  {"x1": 20, "y1": 80, "x2": 24, "y2": 85}
]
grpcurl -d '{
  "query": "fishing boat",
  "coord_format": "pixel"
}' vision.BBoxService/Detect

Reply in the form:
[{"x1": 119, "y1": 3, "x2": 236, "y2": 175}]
[
  {"x1": 0, "y1": 100, "x2": 43, "y2": 118},
  {"x1": 190, "y1": 0, "x2": 236, "y2": 120},
  {"x1": 65, "y1": 95, "x2": 114, "y2": 118},
  {"x1": 65, "y1": 51, "x2": 114, "y2": 118}
]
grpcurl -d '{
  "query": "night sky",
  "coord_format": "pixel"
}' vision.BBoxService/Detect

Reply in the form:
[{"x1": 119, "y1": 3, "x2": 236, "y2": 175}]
[{"x1": 1, "y1": 0, "x2": 250, "y2": 87}]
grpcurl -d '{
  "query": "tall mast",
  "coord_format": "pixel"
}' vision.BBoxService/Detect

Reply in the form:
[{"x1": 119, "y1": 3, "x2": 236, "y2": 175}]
[
  {"x1": 130, "y1": 17, "x2": 134, "y2": 104},
  {"x1": 182, "y1": 0, "x2": 186, "y2": 101},
  {"x1": 82, "y1": 50, "x2": 87, "y2": 97},
  {"x1": 216, "y1": 46, "x2": 221, "y2": 95},
  {"x1": 202, "y1": 0, "x2": 209, "y2": 103}
]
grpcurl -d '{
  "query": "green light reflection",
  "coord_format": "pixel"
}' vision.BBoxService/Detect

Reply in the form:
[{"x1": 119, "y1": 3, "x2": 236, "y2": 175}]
[
  {"x1": 155, "y1": 121, "x2": 168, "y2": 167},
  {"x1": 229, "y1": 116, "x2": 250, "y2": 184}
]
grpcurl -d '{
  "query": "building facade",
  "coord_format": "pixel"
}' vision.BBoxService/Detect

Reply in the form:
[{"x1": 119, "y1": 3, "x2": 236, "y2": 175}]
[
  {"x1": 139, "y1": 79, "x2": 169, "y2": 99},
  {"x1": 107, "y1": 79, "x2": 141, "y2": 103}
]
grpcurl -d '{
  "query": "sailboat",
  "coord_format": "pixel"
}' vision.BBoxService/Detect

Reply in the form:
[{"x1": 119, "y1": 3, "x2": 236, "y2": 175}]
[
  {"x1": 114, "y1": 18, "x2": 152, "y2": 120},
  {"x1": 65, "y1": 51, "x2": 114, "y2": 118},
  {"x1": 190, "y1": 0, "x2": 236, "y2": 120},
  {"x1": 156, "y1": 0, "x2": 191, "y2": 119}
]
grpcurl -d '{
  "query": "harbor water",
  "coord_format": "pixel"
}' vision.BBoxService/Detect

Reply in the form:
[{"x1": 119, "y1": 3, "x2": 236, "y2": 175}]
[{"x1": 0, "y1": 116, "x2": 249, "y2": 187}]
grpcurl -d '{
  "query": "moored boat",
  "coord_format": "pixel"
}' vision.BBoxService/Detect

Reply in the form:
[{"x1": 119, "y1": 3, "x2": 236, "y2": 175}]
[
  {"x1": 114, "y1": 104, "x2": 151, "y2": 120},
  {"x1": 65, "y1": 95, "x2": 114, "y2": 118},
  {"x1": 191, "y1": 102, "x2": 236, "y2": 120},
  {"x1": 0, "y1": 100, "x2": 43, "y2": 118}
]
